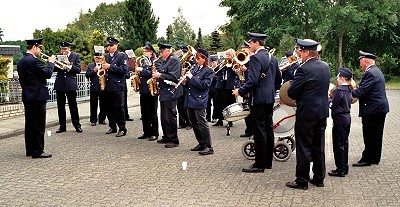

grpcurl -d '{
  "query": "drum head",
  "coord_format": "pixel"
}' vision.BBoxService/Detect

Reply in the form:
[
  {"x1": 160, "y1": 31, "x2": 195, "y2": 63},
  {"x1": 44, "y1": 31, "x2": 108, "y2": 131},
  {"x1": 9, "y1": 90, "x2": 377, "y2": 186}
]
[
  {"x1": 279, "y1": 81, "x2": 296, "y2": 107},
  {"x1": 273, "y1": 104, "x2": 296, "y2": 137},
  {"x1": 222, "y1": 102, "x2": 250, "y2": 122}
]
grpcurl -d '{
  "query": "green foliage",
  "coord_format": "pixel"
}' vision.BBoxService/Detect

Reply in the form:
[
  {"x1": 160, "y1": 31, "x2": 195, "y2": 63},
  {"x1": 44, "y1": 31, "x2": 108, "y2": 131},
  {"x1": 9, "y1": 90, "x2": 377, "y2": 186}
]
[
  {"x1": 0, "y1": 56, "x2": 11, "y2": 80},
  {"x1": 168, "y1": 7, "x2": 196, "y2": 48},
  {"x1": 195, "y1": 28, "x2": 203, "y2": 49},
  {"x1": 0, "y1": 27, "x2": 3, "y2": 42},
  {"x1": 210, "y1": 30, "x2": 222, "y2": 54},
  {"x1": 121, "y1": 0, "x2": 159, "y2": 50}
]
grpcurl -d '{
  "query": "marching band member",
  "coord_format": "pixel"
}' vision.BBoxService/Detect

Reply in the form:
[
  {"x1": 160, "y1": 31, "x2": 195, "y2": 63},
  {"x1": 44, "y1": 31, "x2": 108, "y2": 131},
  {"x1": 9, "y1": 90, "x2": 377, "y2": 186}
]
[
  {"x1": 177, "y1": 45, "x2": 192, "y2": 130},
  {"x1": 154, "y1": 43, "x2": 183, "y2": 148},
  {"x1": 54, "y1": 41, "x2": 82, "y2": 133},
  {"x1": 136, "y1": 42, "x2": 159, "y2": 141},
  {"x1": 233, "y1": 32, "x2": 279, "y2": 173},
  {"x1": 286, "y1": 38, "x2": 330, "y2": 190},
  {"x1": 17, "y1": 38, "x2": 55, "y2": 158},
  {"x1": 213, "y1": 48, "x2": 238, "y2": 127},
  {"x1": 237, "y1": 41, "x2": 254, "y2": 138},
  {"x1": 281, "y1": 51, "x2": 298, "y2": 83},
  {"x1": 85, "y1": 52, "x2": 107, "y2": 126},
  {"x1": 183, "y1": 48, "x2": 214, "y2": 155},
  {"x1": 206, "y1": 56, "x2": 218, "y2": 122},
  {"x1": 103, "y1": 37, "x2": 129, "y2": 137},
  {"x1": 352, "y1": 51, "x2": 389, "y2": 167}
]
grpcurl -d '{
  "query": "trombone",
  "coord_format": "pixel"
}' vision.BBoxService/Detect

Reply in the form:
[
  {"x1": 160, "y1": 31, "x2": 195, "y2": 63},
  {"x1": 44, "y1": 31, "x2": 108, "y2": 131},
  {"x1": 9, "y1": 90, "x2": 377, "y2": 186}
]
[{"x1": 40, "y1": 52, "x2": 72, "y2": 71}]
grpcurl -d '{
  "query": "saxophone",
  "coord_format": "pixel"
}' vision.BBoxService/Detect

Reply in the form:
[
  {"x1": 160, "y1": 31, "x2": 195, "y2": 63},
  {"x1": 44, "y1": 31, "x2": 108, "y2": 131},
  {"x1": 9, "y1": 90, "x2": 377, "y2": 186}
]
[
  {"x1": 97, "y1": 55, "x2": 106, "y2": 91},
  {"x1": 129, "y1": 57, "x2": 140, "y2": 92},
  {"x1": 146, "y1": 58, "x2": 159, "y2": 96}
]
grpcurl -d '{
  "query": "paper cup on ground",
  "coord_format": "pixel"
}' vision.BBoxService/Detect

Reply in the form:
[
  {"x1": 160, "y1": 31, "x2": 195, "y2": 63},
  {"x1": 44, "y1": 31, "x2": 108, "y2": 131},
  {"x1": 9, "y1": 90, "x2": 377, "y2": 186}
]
[
  {"x1": 182, "y1": 161, "x2": 187, "y2": 170},
  {"x1": 47, "y1": 131, "x2": 51, "y2": 137}
]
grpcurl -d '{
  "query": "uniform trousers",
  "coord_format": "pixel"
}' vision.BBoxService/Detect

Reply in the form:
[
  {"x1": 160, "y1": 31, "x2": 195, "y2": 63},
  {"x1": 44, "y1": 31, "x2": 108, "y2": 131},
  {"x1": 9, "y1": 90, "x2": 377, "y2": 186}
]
[
  {"x1": 89, "y1": 91, "x2": 106, "y2": 123},
  {"x1": 56, "y1": 90, "x2": 80, "y2": 129},
  {"x1": 177, "y1": 91, "x2": 191, "y2": 127},
  {"x1": 124, "y1": 91, "x2": 131, "y2": 119},
  {"x1": 187, "y1": 108, "x2": 212, "y2": 147},
  {"x1": 361, "y1": 113, "x2": 386, "y2": 164},
  {"x1": 160, "y1": 100, "x2": 179, "y2": 144},
  {"x1": 252, "y1": 103, "x2": 274, "y2": 169},
  {"x1": 214, "y1": 82, "x2": 236, "y2": 120},
  {"x1": 140, "y1": 94, "x2": 159, "y2": 137},
  {"x1": 206, "y1": 91, "x2": 216, "y2": 120},
  {"x1": 105, "y1": 91, "x2": 126, "y2": 131},
  {"x1": 332, "y1": 124, "x2": 350, "y2": 173},
  {"x1": 294, "y1": 118, "x2": 327, "y2": 184},
  {"x1": 23, "y1": 101, "x2": 46, "y2": 155},
  {"x1": 244, "y1": 105, "x2": 254, "y2": 135}
]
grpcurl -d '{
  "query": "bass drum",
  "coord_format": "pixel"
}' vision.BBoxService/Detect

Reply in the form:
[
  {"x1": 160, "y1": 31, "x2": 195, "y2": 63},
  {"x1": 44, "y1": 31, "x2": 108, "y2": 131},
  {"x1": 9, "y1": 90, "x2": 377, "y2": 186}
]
[
  {"x1": 279, "y1": 81, "x2": 296, "y2": 107},
  {"x1": 222, "y1": 102, "x2": 250, "y2": 122},
  {"x1": 273, "y1": 104, "x2": 296, "y2": 138}
]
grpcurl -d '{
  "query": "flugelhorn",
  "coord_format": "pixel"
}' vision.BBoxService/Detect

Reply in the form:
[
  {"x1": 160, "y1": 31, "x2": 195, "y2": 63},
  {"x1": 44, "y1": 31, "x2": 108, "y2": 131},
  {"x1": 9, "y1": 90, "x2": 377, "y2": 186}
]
[{"x1": 40, "y1": 52, "x2": 72, "y2": 71}]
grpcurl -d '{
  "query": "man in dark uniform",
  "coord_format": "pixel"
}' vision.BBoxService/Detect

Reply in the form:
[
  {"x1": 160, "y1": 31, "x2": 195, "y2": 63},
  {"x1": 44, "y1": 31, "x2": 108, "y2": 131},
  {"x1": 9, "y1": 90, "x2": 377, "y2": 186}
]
[
  {"x1": 233, "y1": 32, "x2": 279, "y2": 173},
  {"x1": 85, "y1": 52, "x2": 107, "y2": 126},
  {"x1": 352, "y1": 51, "x2": 389, "y2": 167},
  {"x1": 17, "y1": 38, "x2": 54, "y2": 158},
  {"x1": 54, "y1": 41, "x2": 82, "y2": 133},
  {"x1": 135, "y1": 42, "x2": 159, "y2": 141},
  {"x1": 103, "y1": 37, "x2": 129, "y2": 137},
  {"x1": 286, "y1": 38, "x2": 331, "y2": 190},
  {"x1": 154, "y1": 43, "x2": 183, "y2": 148}
]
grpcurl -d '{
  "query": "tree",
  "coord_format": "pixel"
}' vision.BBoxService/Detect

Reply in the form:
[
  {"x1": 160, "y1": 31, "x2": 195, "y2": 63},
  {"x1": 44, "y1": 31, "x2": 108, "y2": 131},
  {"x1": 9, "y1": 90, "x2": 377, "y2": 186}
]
[
  {"x1": 168, "y1": 7, "x2": 195, "y2": 48},
  {"x1": 195, "y1": 28, "x2": 203, "y2": 49},
  {"x1": 0, "y1": 28, "x2": 3, "y2": 42},
  {"x1": 122, "y1": 0, "x2": 159, "y2": 50},
  {"x1": 166, "y1": 25, "x2": 173, "y2": 43},
  {"x1": 210, "y1": 30, "x2": 222, "y2": 54}
]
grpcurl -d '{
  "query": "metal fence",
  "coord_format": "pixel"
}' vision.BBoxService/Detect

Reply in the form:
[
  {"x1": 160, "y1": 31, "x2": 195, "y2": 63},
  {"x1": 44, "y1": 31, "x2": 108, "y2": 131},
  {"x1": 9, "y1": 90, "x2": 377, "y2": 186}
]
[{"x1": 0, "y1": 72, "x2": 90, "y2": 107}]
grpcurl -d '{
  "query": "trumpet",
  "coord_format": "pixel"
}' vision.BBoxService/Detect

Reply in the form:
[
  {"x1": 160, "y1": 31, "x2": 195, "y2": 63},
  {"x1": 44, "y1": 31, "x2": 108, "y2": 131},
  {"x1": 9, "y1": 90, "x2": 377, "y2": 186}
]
[{"x1": 40, "y1": 52, "x2": 72, "y2": 71}]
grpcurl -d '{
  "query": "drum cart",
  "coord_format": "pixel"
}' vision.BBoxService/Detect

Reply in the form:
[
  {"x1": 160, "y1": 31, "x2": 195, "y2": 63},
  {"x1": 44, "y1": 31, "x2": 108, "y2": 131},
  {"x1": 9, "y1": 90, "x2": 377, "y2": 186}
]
[{"x1": 240, "y1": 103, "x2": 296, "y2": 162}]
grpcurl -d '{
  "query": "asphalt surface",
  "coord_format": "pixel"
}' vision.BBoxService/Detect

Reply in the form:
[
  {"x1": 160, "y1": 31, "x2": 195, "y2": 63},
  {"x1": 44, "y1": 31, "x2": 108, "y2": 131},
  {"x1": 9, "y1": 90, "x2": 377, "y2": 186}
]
[{"x1": 0, "y1": 90, "x2": 399, "y2": 206}]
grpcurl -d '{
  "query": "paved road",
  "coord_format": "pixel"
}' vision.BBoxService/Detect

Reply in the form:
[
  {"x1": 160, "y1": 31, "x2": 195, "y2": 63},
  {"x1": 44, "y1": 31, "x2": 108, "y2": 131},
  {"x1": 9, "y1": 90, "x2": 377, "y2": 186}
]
[{"x1": 0, "y1": 91, "x2": 399, "y2": 206}]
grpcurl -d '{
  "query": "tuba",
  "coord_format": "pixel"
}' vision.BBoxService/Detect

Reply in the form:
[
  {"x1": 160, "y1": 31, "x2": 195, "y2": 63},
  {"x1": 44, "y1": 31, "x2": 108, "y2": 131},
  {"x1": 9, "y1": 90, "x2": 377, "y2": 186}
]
[
  {"x1": 233, "y1": 49, "x2": 250, "y2": 81},
  {"x1": 180, "y1": 45, "x2": 197, "y2": 72},
  {"x1": 147, "y1": 58, "x2": 159, "y2": 96}
]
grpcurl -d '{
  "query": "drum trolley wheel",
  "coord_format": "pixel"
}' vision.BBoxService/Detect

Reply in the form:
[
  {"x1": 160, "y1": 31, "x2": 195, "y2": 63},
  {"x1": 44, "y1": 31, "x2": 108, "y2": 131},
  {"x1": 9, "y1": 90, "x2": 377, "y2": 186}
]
[
  {"x1": 241, "y1": 138, "x2": 293, "y2": 162},
  {"x1": 241, "y1": 139, "x2": 255, "y2": 160},
  {"x1": 277, "y1": 134, "x2": 295, "y2": 151}
]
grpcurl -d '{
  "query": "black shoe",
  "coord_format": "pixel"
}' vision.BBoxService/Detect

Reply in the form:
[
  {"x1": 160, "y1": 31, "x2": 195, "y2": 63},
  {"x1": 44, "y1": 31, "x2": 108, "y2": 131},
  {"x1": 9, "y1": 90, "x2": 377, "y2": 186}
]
[
  {"x1": 328, "y1": 170, "x2": 346, "y2": 177},
  {"x1": 352, "y1": 161, "x2": 371, "y2": 167},
  {"x1": 211, "y1": 119, "x2": 217, "y2": 123},
  {"x1": 138, "y1": 134, "x2": 149, "y2": 139},
  {"x1": 199, "y1": 147, "x2": 214, "y2": 155},
  {"x1": 191, "y1": 144, "x2": 206, "y2": 151},
  {"x1": 148, "y1": 136, "x2": 158, "y2": 141},
  {"x1": 56, "y1": 128, "x2": 66, "y2": 133},
  {"x1": 178, "y1": 125, "x2": 186, "y2": 129},
  {"x1": 228, "y1": 122, "x2": 233, "y2": 127},
  {"x1": 99, "y1": 121, "x2": 106, "y2": 125},
  {"x1": 26, "y1": 152, "x2": 32, "y2": 157},
  {"x1": 240, "y1": 133, "x2": 252, "y2": 138},
  {"x1": 75, "y1": 127, "x2": 83, "y2": 133},
  {"x1": 126, "y1": 118, "x2": 133, "y2": 121},
  {"x1": 286, "y1": 181, "x2": 308, "y2": 190},
  {"x1": 242, "y1": 165, "x2": 265, "y2": 173},
  {"x1": 32, "y1": 152, "x2": 52, "y2": 159},
  {"x1": 206, "y1": 118, "x2": 211, "y2": 122},
  {"x1": 186, "y1": 125, "x2": 192, "y2": 130},
  {"x1": 309, "y1": 179, "x2": 324, "y2": 187},
  {"x1": 157, "y1": 139, "x2": 170, "y2": 144},
  {"x1": 165, "y1": 143, "x2": 179, "y2": 148},
  {"x1": 91, "y1": 122, "x2": 96, "y2": 126},
  {"x1": 212, "y1": 120, "x2": 223, "y2": 126},
  {"x1": 115, "y1": 130, "x2": 127, "y2": 137},
  {"x1": 106, "y1": 128, "x2": 117, "y2": 134}
]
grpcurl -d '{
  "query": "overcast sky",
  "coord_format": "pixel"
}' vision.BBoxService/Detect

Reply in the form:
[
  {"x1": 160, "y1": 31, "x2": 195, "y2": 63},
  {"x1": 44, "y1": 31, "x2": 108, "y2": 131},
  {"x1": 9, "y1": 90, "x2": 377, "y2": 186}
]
[{"x1": 0, "y1": 0, "x2": 230, "y2": 42}]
